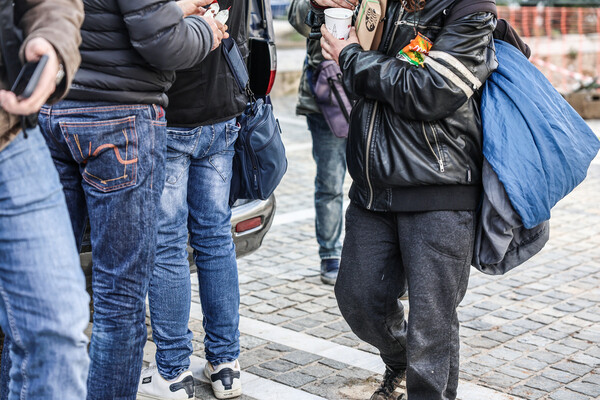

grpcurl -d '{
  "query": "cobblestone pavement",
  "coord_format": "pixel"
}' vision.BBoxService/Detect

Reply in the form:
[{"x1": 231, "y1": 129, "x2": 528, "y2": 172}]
[{"x1": 141, "y1": 94, "x2": 600, "y2": 400}]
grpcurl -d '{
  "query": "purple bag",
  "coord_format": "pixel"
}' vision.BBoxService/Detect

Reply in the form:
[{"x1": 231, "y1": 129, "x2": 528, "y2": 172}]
[{"x1": 313, "y1": 61, "x2": 353, "y2": 138}]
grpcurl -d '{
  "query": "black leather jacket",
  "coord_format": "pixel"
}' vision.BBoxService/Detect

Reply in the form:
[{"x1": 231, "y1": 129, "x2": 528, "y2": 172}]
[{"x1": 336, "y1": 0, "x2": 497, "y2": 212}]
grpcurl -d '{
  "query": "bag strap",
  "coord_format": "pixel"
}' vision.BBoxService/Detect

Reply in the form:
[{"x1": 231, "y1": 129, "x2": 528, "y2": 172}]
[
  {"x1": 444, "y1": 0, "x2": 530, "y2": 58},
  {"x1": 371, "y1": 0, "x2": 387, "y2": 50},
  {"x1": 493, "y1": 19, "x2": 531, "y2": 59},
  {"x1": 222, "y1": 36, "x2": 259, "y2": 118},
  {"x1": 445, "y1": 0, "x2": 497, "y2": 25}
]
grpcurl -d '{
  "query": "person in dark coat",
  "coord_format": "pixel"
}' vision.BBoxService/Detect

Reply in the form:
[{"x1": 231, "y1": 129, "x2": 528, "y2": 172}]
[{"x1": 314, "y1": 0, "x2": 498, "y2": 397}]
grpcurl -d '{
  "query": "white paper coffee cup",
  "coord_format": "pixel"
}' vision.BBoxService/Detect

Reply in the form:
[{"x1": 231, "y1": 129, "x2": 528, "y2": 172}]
[{"x1": 324, "y1": 8, "x2": 353, "y2": 40}]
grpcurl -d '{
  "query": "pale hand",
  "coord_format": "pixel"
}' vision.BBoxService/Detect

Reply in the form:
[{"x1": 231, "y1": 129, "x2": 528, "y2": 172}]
[
  {"x1": 320, "y1": 25, "x2": 359, "y2": 65},
  {"x1": 313, "y1": 0, "x2": 358, "y2": 10},
  {"x1": 200, "y1": 16, "x2": 229, "y2": 51},
  {"x1": 0, "y1": 37, "x2": 60, "y2": 115},
  {"x1": 177, "y1": 0, "x2": 211, "y2": 17}
]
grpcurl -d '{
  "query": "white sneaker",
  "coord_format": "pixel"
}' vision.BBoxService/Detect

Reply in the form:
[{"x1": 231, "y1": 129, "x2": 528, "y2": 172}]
[
  {"x1": 138, "y1": 364, "x2": 195, "y2": 399},
  {"x1": 203, "y1": 360, "x2": 242, "y2": 399}
]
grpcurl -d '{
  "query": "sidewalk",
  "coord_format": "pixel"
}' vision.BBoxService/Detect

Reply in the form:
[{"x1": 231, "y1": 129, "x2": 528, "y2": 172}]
[
  {"x1": 139, "y1": 23, "x2": 600, "y2": 399},
  {"x1": 140, "y1": 91, "x2": 599, "y2": 399}
]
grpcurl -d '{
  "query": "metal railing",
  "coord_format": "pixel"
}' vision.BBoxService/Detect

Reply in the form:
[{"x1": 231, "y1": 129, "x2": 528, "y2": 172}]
[{"x1": 496, "y1": 5, "x2": 600, "y2": 93}]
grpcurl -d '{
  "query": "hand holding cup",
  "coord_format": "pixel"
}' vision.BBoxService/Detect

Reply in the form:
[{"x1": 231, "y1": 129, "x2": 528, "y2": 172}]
[
  {"x1": 320, "y1": 24, "x2": 359, "y2": 65},
  {"x1": 324, "y1": 8, "x2": 354, "y2": 40}
]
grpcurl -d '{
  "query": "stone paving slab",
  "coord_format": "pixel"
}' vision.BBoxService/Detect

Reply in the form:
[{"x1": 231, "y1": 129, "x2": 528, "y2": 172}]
[{"x1": 143, "y1": 93, "x2": 599, "y2": 399}]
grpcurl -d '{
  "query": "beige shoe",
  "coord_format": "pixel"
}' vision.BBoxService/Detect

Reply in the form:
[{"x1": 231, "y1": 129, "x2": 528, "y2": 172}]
[
  {"x1": 203, "y1": 360, "x2": 242, "y2": 399},
  {"x1": 138, "y1": 364, "x2": 194, "y2": 399}
]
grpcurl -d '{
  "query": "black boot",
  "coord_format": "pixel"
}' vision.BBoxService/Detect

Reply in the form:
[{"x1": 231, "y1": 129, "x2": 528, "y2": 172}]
[{"x1": 370, "y1": 366, "x2": 406, "y2": 400}]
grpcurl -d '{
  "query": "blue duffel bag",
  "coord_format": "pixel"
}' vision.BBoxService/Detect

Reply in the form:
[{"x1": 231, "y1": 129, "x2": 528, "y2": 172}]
[{"x1": 482, "y1": 40, "x2": 600, "y2": 229}]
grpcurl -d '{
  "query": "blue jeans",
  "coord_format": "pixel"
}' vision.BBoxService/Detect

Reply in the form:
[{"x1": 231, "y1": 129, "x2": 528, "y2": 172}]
[
  {"x1": 38, "y1": 101, "x2": 166, "y2": 400},
  {"x1": 306, "y1": 113, "x2": 347, "y2": 260},
  {"x1": 149, "y1": 119, "x2": 240, "y2": 380},
  {"x1": 0, "y1": 128, "x2": 90, "y2": 399}
]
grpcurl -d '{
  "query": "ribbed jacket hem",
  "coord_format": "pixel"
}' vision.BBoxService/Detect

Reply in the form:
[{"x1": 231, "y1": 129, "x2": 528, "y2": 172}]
[{"x1": 390, "y1": 185, "x2": 482, "y2": 212}]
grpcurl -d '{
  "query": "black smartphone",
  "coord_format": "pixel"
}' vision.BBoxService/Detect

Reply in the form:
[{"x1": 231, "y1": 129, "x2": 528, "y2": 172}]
[{"x1": 10, "y1": 55, "x2": 49, "y2": 99}]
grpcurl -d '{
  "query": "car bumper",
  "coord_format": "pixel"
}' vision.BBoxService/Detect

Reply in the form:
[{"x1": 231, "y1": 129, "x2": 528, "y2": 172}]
[{"x1": 80, "y1": 195, "x2": 276, "y2": 280}]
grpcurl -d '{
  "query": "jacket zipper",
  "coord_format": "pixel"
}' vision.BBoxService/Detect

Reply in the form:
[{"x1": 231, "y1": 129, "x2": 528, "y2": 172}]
[
  {"x1": 365, "y1": 5, "x2": 406, "y2": 209},
  {"x1": 422, "y1": 122, "x2": 445, "y2": 172}
]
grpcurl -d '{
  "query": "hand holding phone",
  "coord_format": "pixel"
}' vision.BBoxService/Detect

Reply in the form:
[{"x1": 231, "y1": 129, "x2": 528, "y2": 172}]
[
  {"x1": 0, "y1": 37, "x2": 61, "y2": 116},
  {"x1": 11, "y1": 55, "x2": 49, "y2": 99}
]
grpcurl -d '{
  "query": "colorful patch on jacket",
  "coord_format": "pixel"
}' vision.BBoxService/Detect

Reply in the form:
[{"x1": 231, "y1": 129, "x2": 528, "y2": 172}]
[{"x1": 396, "y1": 33, "x2": 433, "y2": 67}]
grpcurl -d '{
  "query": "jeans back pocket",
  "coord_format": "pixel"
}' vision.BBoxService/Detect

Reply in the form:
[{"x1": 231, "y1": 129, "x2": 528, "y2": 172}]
[{"x1": 59, "y1": 116, "x2": 139, "y2": 192}]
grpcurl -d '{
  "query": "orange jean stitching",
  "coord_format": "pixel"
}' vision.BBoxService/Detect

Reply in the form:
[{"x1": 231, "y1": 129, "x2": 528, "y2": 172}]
[
  {"x1": 91, "y1": 144, "x2": 138, "y2": 165},
  {"x1": 84, "y1": 170, "x2": 128, "y2": 183},
  {"x1": 61, "y1": 118, "x2": 138, "y2": 190},
  {"x1": 83, "y1": 174, "x2": 136, "y2": 192}
]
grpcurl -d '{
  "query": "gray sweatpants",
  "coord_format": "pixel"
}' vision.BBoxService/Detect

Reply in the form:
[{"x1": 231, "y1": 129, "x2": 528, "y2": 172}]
[{"x1": 335, "y1": 203, "x2": 475, "y2": 400}]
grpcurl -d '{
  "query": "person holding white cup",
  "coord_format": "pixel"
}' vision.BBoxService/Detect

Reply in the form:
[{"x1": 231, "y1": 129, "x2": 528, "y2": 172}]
[
  {"x1": 314, "y1": 0, "x2": 500, "y2": 398},
  {"x1": 324, "y1": 7, "x2": 354, "y2": 40},
  {"x1": 309, "y1": 0, "x2": 360, "y2": 64}
]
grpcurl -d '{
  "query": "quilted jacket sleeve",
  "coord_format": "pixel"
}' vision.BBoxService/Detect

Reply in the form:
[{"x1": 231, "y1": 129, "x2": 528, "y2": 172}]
[{"x1": 117, "y1": 0, "x2": 213, "y2": 71}]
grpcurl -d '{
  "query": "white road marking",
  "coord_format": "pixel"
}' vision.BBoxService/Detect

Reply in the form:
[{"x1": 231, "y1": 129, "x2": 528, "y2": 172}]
[
  {"x1": 187, "y1": 302, "x2": 522, "y2": 400},
  {"x1": 140, "y1": 339, "x2": 325, "y2": 400},
  {"x1": 272, "y1": 207, "x2": 315, "y2": 227}
]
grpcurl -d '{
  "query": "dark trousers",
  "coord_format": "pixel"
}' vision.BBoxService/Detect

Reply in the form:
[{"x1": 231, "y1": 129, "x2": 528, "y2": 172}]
[{"x1": 335, "y1": 203, "x2": 475, "y2": 400}]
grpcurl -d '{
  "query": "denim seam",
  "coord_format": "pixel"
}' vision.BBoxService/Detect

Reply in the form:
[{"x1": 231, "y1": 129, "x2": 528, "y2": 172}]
[
  {"x1": 225, "y1": 123, "x2": 240, "y2": 147},
  {"x1": 190, "y1": 128, "x2": 202, "y2": 157},
  {"x1": 0, "y1": 279, "x2": 31, "y2": 397},
  {"x1": 167, "y1": 127, "x2": 203, "y2": 158},
  {"x1": 40, "y1": 105, "x2": 149, "y2": 115},
  {"x1": 200, "y1": 125, "x2": 217, "y2": 158},
  {"x1": 43, "y1": 109, "x2": 69, "y2": 156},
  {"x1": 208, "y1": 153, "x2": 228, "y2": 183},
  {"x1": 150, "y1": 120, "x2": 155, "y2": 190}
]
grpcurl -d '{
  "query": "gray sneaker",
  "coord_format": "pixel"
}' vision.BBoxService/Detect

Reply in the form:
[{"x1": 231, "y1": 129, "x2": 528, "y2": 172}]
[{"x1": 320, "y1": 258, "x2": 339, "y2": 285}]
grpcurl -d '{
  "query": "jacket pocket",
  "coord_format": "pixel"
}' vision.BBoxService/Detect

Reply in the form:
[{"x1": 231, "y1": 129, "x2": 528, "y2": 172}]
[
  {"x1": 59, "y1": 116, "x2": 138, "y2": 192},
  {"x1": 421, "y1": 121, "x2": 446, "y2": 173}
]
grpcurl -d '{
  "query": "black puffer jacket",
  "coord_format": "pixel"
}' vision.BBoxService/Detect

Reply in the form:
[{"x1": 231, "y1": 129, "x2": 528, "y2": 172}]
[
  {"x1": 67, "y1": 0, "x2": 214, "y2": 107},
  {"x1": 166, "y1": 0, "x2": 249, "y2": 126},
  {"x1": 315, "y1": 0, "x2": 497, "y2": 212}
]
